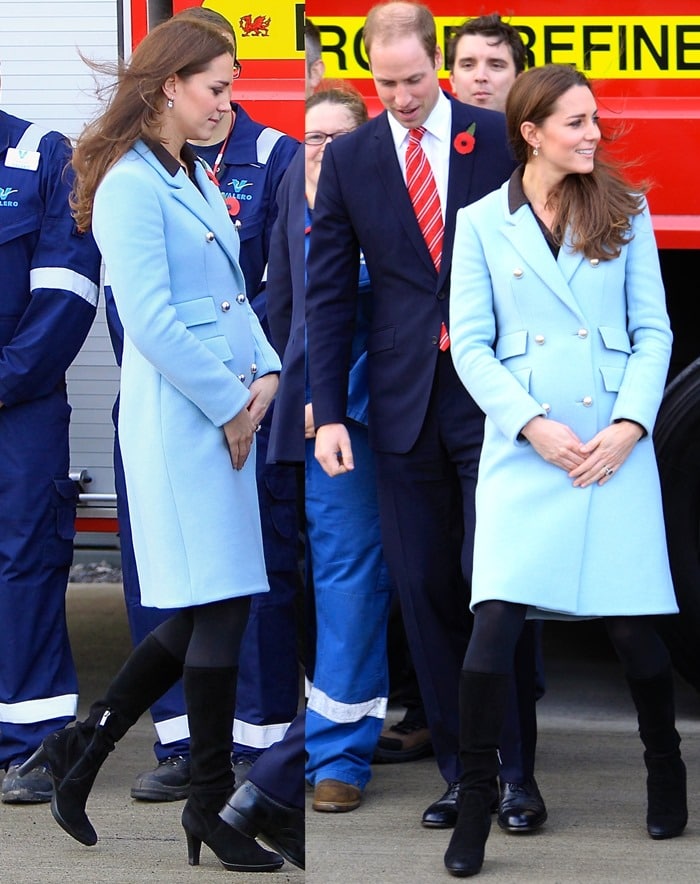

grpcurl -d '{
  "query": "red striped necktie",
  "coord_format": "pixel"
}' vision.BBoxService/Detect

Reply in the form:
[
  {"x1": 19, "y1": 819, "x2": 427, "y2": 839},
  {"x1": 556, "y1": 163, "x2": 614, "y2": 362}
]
[{"x1": 406, "y1": 126, "x2": 450, "y2": 350}]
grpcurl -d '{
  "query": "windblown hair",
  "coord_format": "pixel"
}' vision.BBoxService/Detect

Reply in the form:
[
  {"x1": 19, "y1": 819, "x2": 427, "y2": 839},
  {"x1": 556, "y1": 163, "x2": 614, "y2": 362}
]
[
  {"x1": 446, "y1": 14, "x2": 526, "y2": 76},
  {"x1": 306, "y1": 82, "x2": 369, "y2": 129},
  {"x1": 506, "y1": 64, "x2": 647, "y2": 261},
  {"x1": 175, "y1": 4, "x2": 236, "y2": 46},
  {"x1": 363, "y1": 1, "x2": 437, "y2": 63},
  {"x1": 71, "y1": 17, "x2": 233, "y2": 231}
]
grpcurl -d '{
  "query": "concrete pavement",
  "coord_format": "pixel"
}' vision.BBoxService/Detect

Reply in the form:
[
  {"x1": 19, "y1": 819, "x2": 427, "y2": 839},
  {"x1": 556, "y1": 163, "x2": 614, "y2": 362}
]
[{"x1": 2, "y1": 585, "x2": 699, "y2": 883}]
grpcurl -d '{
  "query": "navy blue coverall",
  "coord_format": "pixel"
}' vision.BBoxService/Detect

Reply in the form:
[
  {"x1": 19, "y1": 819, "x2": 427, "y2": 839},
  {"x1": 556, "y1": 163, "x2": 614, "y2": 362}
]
[{"x1": 0, "y1": 111, "x2": 99, "y2": 767}]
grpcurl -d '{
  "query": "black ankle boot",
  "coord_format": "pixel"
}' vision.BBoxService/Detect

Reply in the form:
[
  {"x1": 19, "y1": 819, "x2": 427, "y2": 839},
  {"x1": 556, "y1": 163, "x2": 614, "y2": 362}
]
[
  {"x1": 444, "y1": 671, "x2": 510, "y2": 877},
  {"x1": 19, "y1": 634, "x2": 183, "y2": 845},
  {"x1": 627, "y1": 667, "x2": 688, "y2": 839},
  {"x1": 181, "y1": 666, "x2": 283, "y2": 872}
]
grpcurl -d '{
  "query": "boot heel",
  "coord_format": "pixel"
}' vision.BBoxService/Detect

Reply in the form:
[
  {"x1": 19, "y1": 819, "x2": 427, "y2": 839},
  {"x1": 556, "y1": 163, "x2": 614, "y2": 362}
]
[
  {"x1": 17, "y1": 745, "x2": 49, "y2": 777},
  {"x1": 185, "y1": 828, "x2": 202, "y2": 866}
]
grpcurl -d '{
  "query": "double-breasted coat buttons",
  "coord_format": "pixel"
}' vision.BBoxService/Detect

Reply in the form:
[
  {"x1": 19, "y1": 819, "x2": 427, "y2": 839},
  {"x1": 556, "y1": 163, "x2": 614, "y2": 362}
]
[
  {"x1": 535, "y1": 334, "x2": 545, "y2": 345},
  {"x1": 582, "y1": 396, "x2": 593, "y2": 407},
  {"x1": 236, "y1": 293, "x2": 246, "y2": 304},
  {"x1": 221, "y1": 301, "x2": 230, "y2": 312},
  {"x1": 513, "y1": 267, "x2": 524, "y2": 278},
  {"x1": 205, "y1": 231, "x2": 215, "y2": 242}
]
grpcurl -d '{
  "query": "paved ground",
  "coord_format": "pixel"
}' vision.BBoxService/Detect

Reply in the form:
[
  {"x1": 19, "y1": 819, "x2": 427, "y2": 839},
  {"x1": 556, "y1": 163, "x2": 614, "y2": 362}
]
[{"x1": 2, "y1": 585, "x2": 700, "y2": 883}]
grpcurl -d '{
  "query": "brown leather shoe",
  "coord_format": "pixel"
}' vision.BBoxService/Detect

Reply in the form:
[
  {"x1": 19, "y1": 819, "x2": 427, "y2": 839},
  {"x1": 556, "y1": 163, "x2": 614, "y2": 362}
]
[{"x1": 312, "y1": 779, "x2": 361, "y2": 813}]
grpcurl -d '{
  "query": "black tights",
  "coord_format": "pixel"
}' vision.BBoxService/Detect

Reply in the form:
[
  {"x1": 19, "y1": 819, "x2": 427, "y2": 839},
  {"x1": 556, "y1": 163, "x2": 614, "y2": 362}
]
[
  {"x1": 463, "y1": 600, "x2": 670, "y2": 680},
  {"x1": 152, "y1": 595, "x2": 251, "y2": 669}
]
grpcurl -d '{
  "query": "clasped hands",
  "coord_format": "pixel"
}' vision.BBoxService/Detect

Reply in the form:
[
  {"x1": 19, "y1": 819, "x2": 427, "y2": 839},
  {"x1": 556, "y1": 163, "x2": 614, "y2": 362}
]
[
  {"x1": 223, "y1": 374, "x2": 279, "y2": 471},
  {"x1": 520, "y1": 415, "x2": 644, "y2": 487}
]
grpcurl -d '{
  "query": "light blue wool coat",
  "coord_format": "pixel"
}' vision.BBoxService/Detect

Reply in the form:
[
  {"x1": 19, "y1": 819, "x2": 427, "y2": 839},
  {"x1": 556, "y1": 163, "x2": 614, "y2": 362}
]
[
  {"x1": 92, "y1": 141, "x2": 281, "y2": 608},
  {"x1": 450, "y1": 180, "x2": 677, "y2": 618}
]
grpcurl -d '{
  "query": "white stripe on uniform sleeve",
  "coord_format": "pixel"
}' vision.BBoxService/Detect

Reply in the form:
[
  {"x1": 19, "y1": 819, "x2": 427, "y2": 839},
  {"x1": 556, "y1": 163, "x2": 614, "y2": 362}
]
[{"x1": 30, "y1": 267, "x2": 99, "y2": 307}]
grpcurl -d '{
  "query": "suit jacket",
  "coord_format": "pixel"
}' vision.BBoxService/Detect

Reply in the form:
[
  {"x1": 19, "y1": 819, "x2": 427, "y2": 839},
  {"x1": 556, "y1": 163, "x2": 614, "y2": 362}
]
[
  {"x1": 92, "y1": 141, "x2": 280, "y2": 608},
  {"x1": 306, "y1": 94, "x2": 515, "y2": 454},
  {"x1": 449, "y1": 181, "x2": 676, "y2": 617},
  {"x1": 266, "y1": 145, "x2": 306, "y2": 463}
]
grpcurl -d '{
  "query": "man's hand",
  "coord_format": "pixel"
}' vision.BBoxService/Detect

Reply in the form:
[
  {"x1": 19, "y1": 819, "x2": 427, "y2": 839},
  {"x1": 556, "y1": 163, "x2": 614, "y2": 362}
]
[
  {"x1": 304, "y1": 403, "x2": 316, "y2": 439},
  {"x1": 315, "y1": 423, "x2": 354, "y2": 477}
]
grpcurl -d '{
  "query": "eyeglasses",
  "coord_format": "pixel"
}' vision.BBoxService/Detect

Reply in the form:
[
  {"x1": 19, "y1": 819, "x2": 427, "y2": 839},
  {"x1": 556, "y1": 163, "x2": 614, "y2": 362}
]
[
  {"x1": 232, "y1": 60, "x2": 242, "y2": 80},
  {"x1": 304, "y1": 130, "x2": 351, "y2": 146}
]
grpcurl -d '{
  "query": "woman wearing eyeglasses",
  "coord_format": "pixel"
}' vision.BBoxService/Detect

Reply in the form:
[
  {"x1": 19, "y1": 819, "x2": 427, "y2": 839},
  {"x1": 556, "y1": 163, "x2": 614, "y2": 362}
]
[{"x1": 278, "y1": 86, "x2": 394, "y2": 813}]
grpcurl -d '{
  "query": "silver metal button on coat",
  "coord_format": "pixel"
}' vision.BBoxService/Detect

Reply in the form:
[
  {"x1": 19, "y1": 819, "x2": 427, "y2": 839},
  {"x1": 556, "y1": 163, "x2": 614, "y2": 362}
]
[
  {"x1": 513, "y1": 267, "x2": 524, "y2": 278},
  {"x1": 583, "y1": 396, "x2": 593, "y2": 407},
  {"x1": 250, "y1": 363, "x2": 258, "y2": 374},
  {"x1": 590, "y1": 258, "x2": 600, "y2": 266},
  {"x1": 221, "y1": 301, "x2": 231, "y2": 312},
  {"x1": 535, "y1": 334, "x2": 545, "y2": 345},
  {"x1": 205, "y1": 231, "x2": 215, "y2": 242},
  {"x1": 238, "y1": 374, "x2": 246, "y2": 382},
  {"x1": 577, "y1": 328, "x2": 588, "y2": 338},
  {"x1": 542, "y1": 403, "x2": 551, "y2": 414},
  {"x1": 236, "y1": 293, "x2": 246, "y2": 304}
]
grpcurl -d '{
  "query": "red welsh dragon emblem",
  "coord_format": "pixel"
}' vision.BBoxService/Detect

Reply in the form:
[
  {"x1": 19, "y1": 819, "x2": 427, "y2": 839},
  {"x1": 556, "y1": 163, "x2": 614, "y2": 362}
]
[{"x1": 239, "y1": 14, "x2": 271, "y2": 36}]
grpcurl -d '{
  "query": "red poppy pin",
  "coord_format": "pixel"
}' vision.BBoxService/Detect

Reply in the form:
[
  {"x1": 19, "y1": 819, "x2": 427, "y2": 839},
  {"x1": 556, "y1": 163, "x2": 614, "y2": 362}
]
[
  {"x1": 454, "y1": 123, "x2": 476, "y2": 155},
  {"x1": 225, "y1": 196, "x2": 241, "y2": 217}
]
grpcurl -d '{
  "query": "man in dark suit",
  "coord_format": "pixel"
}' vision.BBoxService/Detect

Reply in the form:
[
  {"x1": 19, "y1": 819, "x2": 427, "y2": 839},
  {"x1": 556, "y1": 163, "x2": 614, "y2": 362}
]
[{"x1": 306, "y1": 1, "x2": 543, "y2": 830}]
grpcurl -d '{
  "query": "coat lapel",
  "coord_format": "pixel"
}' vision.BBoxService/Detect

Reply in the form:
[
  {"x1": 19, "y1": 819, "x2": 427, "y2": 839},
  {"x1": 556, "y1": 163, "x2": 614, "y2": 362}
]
[
  {"x1": 135, "y1": 142, "x2": 241, "y2": 271},
  {"x1": 441, "y1": 105, "x2": 477, "y2": 286},
  {"x1": 502, "y1": 196, "x2": 586, "y2": 321}
]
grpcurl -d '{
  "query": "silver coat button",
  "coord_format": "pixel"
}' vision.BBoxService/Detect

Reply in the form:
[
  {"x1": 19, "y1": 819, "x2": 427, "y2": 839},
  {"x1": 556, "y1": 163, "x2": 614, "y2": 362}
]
[
  {"x1": 221, "y1": 301, "x2": 231, "y2": 312},
  {"x1": 250, "y1": 363, "x2": 258, "y2": 375},
  {"x1": 577, "y1": 328, "x2": 588, "y2": 339},
  {"x1": 590, "y1": 258, "x2": 599, "y2": 266},
  {"x1": 236, "y1": 293, "x2": 246, "y2": 304},
  {"x1": 205, "y1": 231, "x2": 215, "y2": 242},
  {"x1": 513, "y1": 267, "x2": 524, "y2": 278},
  {"x1": 535, "y1": 334, "x2": 545, "y2": 345},
  {"x1": 238, "y1": 374, "x2": 246, "y2": 382},
  {"x1": 541, "y1": 403, "x2": 551, "y2": 414},
  {"x1": 583, "y1": 396, "x2": 593, "y2": 407}
]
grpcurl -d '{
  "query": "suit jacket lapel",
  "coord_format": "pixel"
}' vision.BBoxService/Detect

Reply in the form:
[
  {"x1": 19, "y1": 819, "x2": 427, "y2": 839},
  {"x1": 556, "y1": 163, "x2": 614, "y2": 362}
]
[
  {"x1": 372, "y1": 115, "x2": 438, "y2": 277},
  {"x1": 441, "y1": 105, "x2": 477, "y2": 286}
]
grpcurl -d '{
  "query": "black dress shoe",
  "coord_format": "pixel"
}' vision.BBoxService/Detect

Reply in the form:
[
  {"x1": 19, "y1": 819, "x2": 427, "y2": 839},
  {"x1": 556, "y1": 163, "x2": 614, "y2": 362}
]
[
  {"x1": 497, "y1": 778, "x2": 547, "y2": 833},
  {"x1": 422, "y1": 781, "x2": 460, "y2": 828},
  {"x1": 220, "y1": 779, "x2": 305, "y2": 870}
]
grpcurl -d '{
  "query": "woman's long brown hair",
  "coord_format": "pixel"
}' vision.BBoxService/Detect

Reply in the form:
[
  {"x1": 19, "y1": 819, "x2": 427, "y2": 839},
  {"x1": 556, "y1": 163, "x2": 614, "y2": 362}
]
[
  {"x1": 71, "y1": 17, "x2": 233, "y2": 231},
  {"x1": 506, "y1": 64, "x2": 648, "y2": 261}
]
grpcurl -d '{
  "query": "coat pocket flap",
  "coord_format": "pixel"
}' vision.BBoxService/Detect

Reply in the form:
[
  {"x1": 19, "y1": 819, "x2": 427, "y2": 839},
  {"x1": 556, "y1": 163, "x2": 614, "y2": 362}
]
[
  {"x1": 600, "y1": 365, "x2": 625, "y2": 392},
  {"x1": 599, "y1": 326, "x2": 632, "y2": 355},
  {"x1": 495, "y1": 330, "x2": 528, "y2": 361},
  {"x1": 202, "y1": 334, "x2": 233, "y2": 363},
  {"x1": 175, "y1": 297, "x2": 217, "y2": 328},
  {"x1": 367, "y1": 325, "x2": 395, "y2": 355}
]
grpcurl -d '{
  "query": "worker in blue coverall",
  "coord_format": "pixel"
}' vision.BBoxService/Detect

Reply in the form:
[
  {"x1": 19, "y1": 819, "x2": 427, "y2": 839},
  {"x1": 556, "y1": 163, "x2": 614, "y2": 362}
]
[
  {"x1": 0, "y1": 103, "x2": 100, "y2": 804},
  {"x1": 106, "y1": 6, "x2": 301, "y2": 802}
]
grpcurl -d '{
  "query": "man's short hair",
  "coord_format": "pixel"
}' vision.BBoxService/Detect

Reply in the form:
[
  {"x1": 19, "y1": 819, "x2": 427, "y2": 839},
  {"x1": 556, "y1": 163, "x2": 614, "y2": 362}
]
[
  {"x1": 446, "y1": 14, "x2": 525, "y2": 76},
  {"x1": 363, "y1": 1, "x2": 437, "y2": 64},
  {"x1": 305, "y1": 18, "x2": 322, "y2": 72}
]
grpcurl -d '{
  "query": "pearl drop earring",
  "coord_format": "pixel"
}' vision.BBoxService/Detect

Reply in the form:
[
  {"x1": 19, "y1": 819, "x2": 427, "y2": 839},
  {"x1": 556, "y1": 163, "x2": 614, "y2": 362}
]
[
  {"x1": 533, "y1": 145, "x2": 539, "y2": 157},
  {"x1": 167, "y1": 98, "x2": 174, "y2": 109}
]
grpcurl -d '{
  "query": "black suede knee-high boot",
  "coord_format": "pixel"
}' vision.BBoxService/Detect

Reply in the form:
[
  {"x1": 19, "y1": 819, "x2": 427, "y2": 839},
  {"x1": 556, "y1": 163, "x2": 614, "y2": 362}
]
[
  {"x1": 180, "y1": 666, "x2": 283, "y2": 872},
  {"x1": 626, "y1": 666, "x2": 687, "y2": 839},
  {"x1": 444, "y1": 671, "x2": 511, "y2": 878},
  {"x1": 19, "y1": 634, "x2": 183, "y2": 845}
]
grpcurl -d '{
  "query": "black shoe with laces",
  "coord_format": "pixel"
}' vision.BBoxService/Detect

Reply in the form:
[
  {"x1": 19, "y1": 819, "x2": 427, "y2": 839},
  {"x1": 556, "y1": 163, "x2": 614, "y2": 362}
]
[
  {"x1": 374, "y1": 712, "x2": 434, "y2": 763},
  {"x1": 131, "y1": 755, "x2": 191, "y2": 802}
]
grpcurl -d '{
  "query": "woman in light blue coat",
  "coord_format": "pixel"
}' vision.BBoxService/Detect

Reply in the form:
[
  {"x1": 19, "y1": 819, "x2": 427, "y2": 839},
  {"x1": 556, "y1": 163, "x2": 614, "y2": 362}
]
[
  {"x1": 443, "y1": 65, "x2": 687, "y2": 878},
  {"x1": 19, "y1": 18, "x2": 284, "y2": 873}
]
